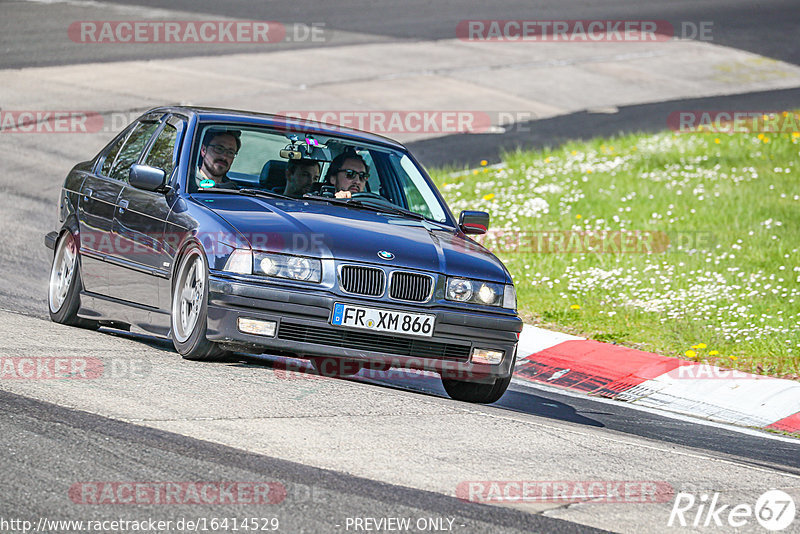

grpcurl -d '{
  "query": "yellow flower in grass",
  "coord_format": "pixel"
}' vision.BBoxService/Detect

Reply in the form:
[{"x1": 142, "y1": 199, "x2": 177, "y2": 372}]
[
  {"x1": 472, "y1": 169, "x2": 479, "y2": 175},
  {"x1": 714, "y1": 138, "x2": 721, "y2": 144},
  {"x1": 690, "y1": 343, "x2": 707, "y2": 349},
  {"x1": 685, "y1": 350, "x2": 697, "y2": 358},
  {"x1": 792, "y1": 132, "x2": 800, "y2": 139},
  {"x1": 480, "y1": 159, "x2": 488, "y2": 166},
  {"x1": 709, "y1": 350, "x2": 720, "y2": 356},
  {"x1": 763, "y1": 136, "x2": 770, "y2": 143},
  {"x1": 757, "y1": 133, "x2": 765, "y2": 140},
  {"x1": 483, "y1": 193, "x2": 495, "y2": 201},
  {"x1": 545, "y1": 157, "x2": 551, "y2": 163},
  {"x1": 570, "y1": 304, "x2": 581, "y2": 310},
  {"x1": 571, "y1": 150, "x2": 578, "y2": 156},
  {"x1": 576, "y1": 214, "x2": 582, "y2": 219},
  {"x1": 729, "y1": 355, "x2": 738, "y2": 361}
]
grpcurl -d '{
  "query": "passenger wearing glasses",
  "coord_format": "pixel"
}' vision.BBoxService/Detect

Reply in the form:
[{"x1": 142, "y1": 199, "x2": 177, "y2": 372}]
[
  {"x1": 195, "y1": 129, "x2": 241, "y2": 190},
  {"x1": 325, "y1": 151, "x2": 369, "y2": 199}
]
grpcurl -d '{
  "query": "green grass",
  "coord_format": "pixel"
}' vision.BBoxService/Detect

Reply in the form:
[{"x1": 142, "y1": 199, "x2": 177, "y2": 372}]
[{"x1": 429, "y1": 115, "x2": 800, "y2": 379}]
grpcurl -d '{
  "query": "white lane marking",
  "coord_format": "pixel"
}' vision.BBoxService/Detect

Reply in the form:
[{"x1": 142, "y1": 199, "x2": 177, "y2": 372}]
[{"x1": 512, "y1": 377, "x2": 800, "y2": 445}]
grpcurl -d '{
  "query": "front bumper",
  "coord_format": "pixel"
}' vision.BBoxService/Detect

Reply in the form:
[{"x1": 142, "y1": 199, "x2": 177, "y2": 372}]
[{"x1": 206, "y1": 275, "x2": 522, "y2": 383}]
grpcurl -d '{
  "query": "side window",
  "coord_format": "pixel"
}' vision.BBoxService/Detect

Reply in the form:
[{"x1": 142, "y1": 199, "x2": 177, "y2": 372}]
[
  {"x1": 108, "y1": 121, "x2": 160, "y2": 182},
  {"x1": 394, "y1": 155, "x2": 447, "y2": 222},
  {"x1": 99, "y1": 135, "x2": 126, "y2": 177},
  {"x1": 143, "y1": 123, "x2": 178, "y2": 178}
]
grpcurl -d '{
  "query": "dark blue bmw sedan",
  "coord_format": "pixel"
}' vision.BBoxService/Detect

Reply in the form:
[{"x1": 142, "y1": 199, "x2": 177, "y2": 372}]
[{"x1": 46, "y1": 107, "x2": 522, "y2": 403}]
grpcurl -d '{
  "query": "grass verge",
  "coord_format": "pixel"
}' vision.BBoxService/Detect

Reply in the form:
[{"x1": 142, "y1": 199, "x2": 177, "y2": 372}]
[{"x1": 429, "y1": 113, "x2": 800, "y2": 379}]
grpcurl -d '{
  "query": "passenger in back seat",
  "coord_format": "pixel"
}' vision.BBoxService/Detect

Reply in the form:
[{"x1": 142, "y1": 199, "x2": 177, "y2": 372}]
[{"x1": 281, "y1": 159, "x2": 321, "y2": 198}]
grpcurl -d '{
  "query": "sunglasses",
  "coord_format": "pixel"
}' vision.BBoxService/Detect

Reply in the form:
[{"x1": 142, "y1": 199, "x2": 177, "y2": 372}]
[
  {"x1": 207, "y1": 144, "x2": 237, "y2": 158},
  {"x1": 338, "y1": 168, "x2": 369, "y2": 181}
]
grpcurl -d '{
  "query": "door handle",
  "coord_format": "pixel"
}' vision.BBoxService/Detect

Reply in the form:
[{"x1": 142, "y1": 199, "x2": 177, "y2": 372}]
[
  {"x1": 83, "y1": 188, "x2": 93, "y2": 201},
  {"x1": 118, "y1": 199, "x2": 129, "y2": 213}
]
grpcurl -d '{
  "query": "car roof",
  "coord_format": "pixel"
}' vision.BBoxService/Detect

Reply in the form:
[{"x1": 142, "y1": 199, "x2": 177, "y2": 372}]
[{"x1": 148, "y1": 106, "x2": 407, "y2": 150}]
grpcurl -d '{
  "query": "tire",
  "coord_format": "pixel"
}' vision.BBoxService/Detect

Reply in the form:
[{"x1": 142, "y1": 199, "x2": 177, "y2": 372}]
[
  {"x1": 48, "y1": 231, "x2": 98, "y2": 329},
  {"x1": 310, "y1": 357, "x2": 363, "y2": 378},
  {"x1": 170, "y1": 243, "x2": 227, "y2": 361},
  {"x1": 441, "y1": 374, "x2": 512, "y2": 404}
]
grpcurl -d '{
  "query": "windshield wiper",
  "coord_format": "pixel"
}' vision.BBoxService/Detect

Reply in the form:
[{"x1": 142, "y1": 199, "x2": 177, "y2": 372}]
[
  {"x1": 237, "y1": 188, "x2": 293, "y2": 200},
  {"x1": 302, "y1": 194, "x2": 425, "y2": 220},
  {"x1": 347, "y1": 199, "x2": 426, "y2": 220},
  {"x1": 193, "y1": 187, "x2": 292, "y2": 200}
]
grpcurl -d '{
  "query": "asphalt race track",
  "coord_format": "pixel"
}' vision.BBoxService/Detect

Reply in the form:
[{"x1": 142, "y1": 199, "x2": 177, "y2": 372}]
[{"x1": 1, "y1": 1, "x2": 800, "y2": 533}]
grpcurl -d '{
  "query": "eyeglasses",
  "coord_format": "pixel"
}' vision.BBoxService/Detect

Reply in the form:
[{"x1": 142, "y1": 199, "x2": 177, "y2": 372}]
[
  {"x1": 338, "y1": 169, "x2": 369, "y2": 181},
  {"x1": 207, "y1": 144, "x2": 237, "y2": 158}
]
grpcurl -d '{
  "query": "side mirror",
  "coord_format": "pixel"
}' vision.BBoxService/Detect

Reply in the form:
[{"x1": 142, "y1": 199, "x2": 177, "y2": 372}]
[
  {"x1": 459, "y1": 210, "x2": 489, "y2": 235},
  {"x1": 129, "y1": 164, "x2": 167, "y2": 192}
]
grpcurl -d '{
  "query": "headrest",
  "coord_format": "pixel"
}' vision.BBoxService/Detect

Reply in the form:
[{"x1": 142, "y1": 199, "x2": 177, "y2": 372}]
[{"x1": 259, "y1": 160, "x2": 288, "y2": 190}]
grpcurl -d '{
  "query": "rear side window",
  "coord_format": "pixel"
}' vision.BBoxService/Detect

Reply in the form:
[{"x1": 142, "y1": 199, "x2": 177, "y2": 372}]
[
  {"x1": 108, "y1": 121, "x2": 160, "y2": 182},
  {"x1": 143, "y1": 123, "x2": 178, "y2": 178}
]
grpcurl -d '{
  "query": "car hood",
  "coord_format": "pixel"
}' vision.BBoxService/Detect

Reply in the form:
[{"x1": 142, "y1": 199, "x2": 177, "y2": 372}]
[{"x1": 197, "y1": 195, "x2": 511, "y2": 283}]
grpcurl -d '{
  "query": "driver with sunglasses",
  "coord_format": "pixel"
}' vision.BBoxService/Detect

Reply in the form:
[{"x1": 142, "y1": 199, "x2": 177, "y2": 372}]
[
  {"x1": 325, "y1": 151, "x2": 370, "y2": 199},
  {"x1": 194, "y1": 129, "x2": 241, "y2": 191}
]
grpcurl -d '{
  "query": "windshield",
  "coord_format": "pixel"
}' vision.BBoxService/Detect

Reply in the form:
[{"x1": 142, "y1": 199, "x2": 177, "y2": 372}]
[{"x1": 191, "y1": 124, "x2": 450, "y2": 223}]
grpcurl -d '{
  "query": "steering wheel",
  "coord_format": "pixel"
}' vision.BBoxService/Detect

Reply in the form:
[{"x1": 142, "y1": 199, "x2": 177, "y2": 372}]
[{"x1": 350, "y1": 191, "x2": 387, "y2": 201}]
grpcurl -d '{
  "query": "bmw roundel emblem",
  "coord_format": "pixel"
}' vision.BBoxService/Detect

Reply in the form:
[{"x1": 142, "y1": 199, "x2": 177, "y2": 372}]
[{"x1": 377, "y1": 250, "x2": 395, "y2": 260}]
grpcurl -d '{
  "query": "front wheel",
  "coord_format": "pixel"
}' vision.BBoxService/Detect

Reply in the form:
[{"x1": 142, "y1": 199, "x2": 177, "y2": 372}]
[
  {"x1": 48, "y1": 231, "x2": 97, "y2": 329},
  {"x1": 170, "y1": 244, "x2": 227, "y2": 361},
  {"x1": 441, "y1": 374, "x2": 512, "y2": 404}
]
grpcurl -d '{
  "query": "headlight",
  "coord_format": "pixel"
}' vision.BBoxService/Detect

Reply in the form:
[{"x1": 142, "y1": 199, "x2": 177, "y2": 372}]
[
  {"x1": 446, "y1": 278, "x2": 473, "y2": 301},
  {"x1": 446, "y1": 277, "x2": 504, "y2": 307},
  {"x1": 286, "y1": 257, "x2": 315, "y2": 281},
  {"x1": 253, "y1": 251, "x2": 321, "y2": 283},
  {"x1": 223, "y1": 249, "x2": 321, "y2": 283},
  {"x1": 259, "y1": 255, "x2": 278, "y2": 276}
]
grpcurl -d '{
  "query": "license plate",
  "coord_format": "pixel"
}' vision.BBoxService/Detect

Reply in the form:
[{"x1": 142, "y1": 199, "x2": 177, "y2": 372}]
[{"x1": 331, "y1": 303, "x2": 435, "y2": 337}]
